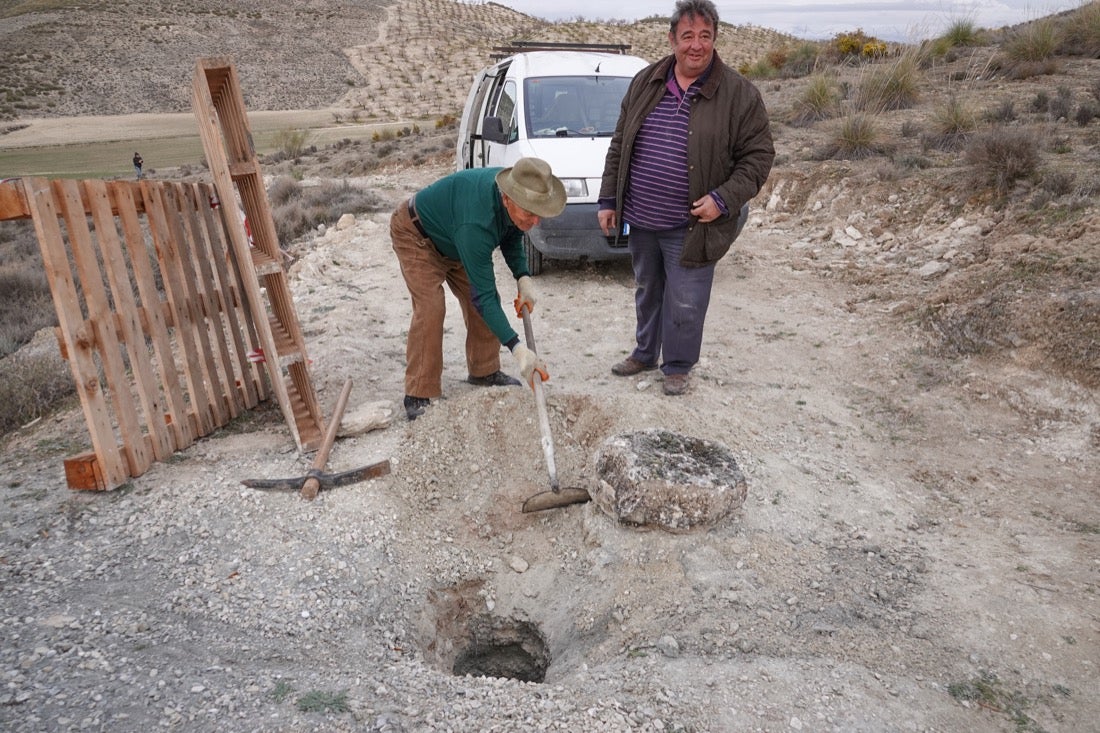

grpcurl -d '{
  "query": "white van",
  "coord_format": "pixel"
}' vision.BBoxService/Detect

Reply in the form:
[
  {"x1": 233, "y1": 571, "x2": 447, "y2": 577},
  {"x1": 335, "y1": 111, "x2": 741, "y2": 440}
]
[{"x1": 456, "y1": 45, "x2": 649, "y2": 274}]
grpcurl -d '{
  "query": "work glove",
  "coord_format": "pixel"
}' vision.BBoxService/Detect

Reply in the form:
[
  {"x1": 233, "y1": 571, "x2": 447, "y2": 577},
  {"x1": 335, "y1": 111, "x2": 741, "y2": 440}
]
[
  {"x1": 514, "y1": 275, "x2": 537, "y2": 317},
  {"x1": 512, "y1": 343, "x2": 549, "y2": 386}
]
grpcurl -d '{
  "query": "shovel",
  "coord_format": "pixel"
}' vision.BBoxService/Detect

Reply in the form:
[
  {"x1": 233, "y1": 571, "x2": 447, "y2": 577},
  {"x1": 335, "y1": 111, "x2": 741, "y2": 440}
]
[{"x1": 518, "y1": 305, "x2": 590, "y2": 513}]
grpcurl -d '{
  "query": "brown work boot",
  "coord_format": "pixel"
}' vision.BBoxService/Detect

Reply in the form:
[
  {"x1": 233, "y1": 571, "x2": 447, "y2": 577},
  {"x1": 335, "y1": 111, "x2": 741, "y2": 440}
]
[
  {"x1": 662, "y1": 373, "x2": 689, "y2": 396},
  {"x1": 611, "y1": 357, "x2": 657, "y2": 377}
]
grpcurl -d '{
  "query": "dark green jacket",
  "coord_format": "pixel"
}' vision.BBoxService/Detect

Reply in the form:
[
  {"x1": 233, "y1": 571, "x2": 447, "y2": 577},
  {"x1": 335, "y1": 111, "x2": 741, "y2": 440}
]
[
  {"x1": 415, "y1": 167, "x2": 529, "y2": 347},
  {"x1": 600, "y1": 52, "x2": 775, "y2": 266}
]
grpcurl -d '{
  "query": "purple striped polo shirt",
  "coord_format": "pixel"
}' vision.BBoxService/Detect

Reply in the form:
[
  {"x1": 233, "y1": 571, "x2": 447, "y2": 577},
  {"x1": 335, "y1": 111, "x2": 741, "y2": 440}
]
[{"x1": 622, "y1": 73, "x2": 702, "y2": 231}]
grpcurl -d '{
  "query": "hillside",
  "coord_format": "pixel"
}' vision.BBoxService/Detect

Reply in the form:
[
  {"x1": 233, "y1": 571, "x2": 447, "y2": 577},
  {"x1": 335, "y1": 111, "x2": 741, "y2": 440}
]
[{"x1": 0, "y1": 0, "x2": 792, "y2": 121}]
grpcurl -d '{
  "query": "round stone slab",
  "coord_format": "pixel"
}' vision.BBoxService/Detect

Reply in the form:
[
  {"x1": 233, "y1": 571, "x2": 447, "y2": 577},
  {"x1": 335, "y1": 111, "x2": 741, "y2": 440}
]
[{"x1": 593, "y1": 429, "x2": 748, "y2": 532}]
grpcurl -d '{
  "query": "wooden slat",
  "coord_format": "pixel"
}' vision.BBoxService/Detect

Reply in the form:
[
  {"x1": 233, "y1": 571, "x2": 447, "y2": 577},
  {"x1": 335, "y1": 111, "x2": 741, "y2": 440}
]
[
  {"x1": 211, "y1": 195, "x2": 268, "y2": 405},
  {"x1": 164, "y1": 183, "x2": 229, "y2": 429},
  {"x1": 110, "y1": 182, "x2": 190, "y2": 453},
  {"x1": 194, "y1": 182, "x2": 262, "y2": 409},
  {"x1": 85, "y1": 179, "x2": 173, "y2": 463},
  {"x1": 54, "y1": 179, "x2": 151, "y2": 477},
  {"x1": 24, "y1": 178, "x2": 129, "y2": 487},
  {"x1": 175, "y1": 184, "x2": 238, "y2": 421},
  {"x1": 140, "y1": 182, "x2": 212, "y2": 438}
]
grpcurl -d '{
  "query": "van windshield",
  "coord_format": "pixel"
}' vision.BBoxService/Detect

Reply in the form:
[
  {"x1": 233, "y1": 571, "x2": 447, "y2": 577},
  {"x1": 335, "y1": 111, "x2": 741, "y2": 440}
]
[{"x1": 524, "y1": 76, "x2": 633, "y2": 138}]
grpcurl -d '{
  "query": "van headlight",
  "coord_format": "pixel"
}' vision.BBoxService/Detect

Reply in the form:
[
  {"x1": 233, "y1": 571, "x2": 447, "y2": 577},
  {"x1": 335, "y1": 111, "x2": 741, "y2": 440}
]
[{"x1": 560, "y1": 178, "x2": 587, "y2": 198}]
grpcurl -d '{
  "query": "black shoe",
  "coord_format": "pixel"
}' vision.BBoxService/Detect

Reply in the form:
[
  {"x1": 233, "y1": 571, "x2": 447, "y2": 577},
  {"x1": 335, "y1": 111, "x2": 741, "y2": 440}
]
[
  {"x1": 467, "y1": 370, "x2": 521, "y2": 387},
  {"x1": 403, "y1": 395, "x2": 430, "y2": 421}
]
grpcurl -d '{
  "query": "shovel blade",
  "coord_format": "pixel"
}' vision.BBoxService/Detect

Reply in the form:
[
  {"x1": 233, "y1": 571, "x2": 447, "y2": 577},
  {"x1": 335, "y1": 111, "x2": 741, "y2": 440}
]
[{"x1": 521, "y1": 487, "x2": 591, "y2": 513}]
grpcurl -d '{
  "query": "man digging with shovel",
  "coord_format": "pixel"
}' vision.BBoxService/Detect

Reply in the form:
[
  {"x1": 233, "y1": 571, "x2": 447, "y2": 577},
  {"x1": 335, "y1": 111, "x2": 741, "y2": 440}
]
[{"x1": 392, "y1": 157, "x2": 566, "y2": 421}]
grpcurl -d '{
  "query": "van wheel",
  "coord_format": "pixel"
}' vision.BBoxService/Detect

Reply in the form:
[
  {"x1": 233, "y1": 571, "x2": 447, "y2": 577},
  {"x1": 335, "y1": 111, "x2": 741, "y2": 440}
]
[{"x1": 523, "y1": 234, "x2": 543, "y2": 276}]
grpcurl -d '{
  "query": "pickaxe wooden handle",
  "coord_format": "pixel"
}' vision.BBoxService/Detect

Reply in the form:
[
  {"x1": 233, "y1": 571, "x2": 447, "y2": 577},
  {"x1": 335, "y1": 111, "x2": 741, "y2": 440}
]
[{"x1": 241, "y1": 378, "x2": 391, "y2": 498}]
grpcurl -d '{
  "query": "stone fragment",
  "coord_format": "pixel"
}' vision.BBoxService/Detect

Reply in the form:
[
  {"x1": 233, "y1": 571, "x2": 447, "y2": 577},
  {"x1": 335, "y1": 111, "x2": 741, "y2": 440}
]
[{"x1": 337, "y1": 401, "x2": 394, "y2": 436}]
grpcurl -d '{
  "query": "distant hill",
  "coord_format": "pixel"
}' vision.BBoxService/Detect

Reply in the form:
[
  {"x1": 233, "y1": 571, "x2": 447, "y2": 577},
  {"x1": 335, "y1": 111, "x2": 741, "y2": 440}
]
[{"x1": 0, "y1": 0, "x2": 795, "y2": 121}]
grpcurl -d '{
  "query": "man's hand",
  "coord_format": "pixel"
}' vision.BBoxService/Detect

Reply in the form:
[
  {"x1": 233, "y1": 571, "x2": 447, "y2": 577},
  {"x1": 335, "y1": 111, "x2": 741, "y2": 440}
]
[
  {"x1": 515, "y1": 275, "x2": 537, "y2": 317},
  {"x1": 689, "y1": 195, "x2": 721, "y2": 223},
  {"x1": 597, "y1": 208, "x2": 617, "y2": 236},
  {"x1": 512, "y1": 344, "x2": 548, "y2": 386}
]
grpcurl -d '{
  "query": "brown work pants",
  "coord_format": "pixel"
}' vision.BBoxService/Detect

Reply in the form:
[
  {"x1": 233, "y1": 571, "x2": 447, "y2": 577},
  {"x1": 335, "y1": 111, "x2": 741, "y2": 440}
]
[{"x1": 391, "y1": 200, "x2": 501, "y2": 398}]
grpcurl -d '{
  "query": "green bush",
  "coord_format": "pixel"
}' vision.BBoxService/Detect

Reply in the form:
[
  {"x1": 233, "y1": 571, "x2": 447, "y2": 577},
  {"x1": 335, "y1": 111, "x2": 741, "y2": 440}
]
[
  {"x1": 997, "y1": 17, "x2": 1061, "y2": 78},
  {"x1": 815, "y1": 113, "x2": 886, "y2": 160}
]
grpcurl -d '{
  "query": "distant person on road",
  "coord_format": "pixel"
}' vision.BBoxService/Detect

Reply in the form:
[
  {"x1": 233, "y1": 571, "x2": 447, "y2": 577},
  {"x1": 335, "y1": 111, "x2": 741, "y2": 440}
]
[
  {"x1": 132, "y1": 151, "x2": 143, "y2": 179},
  {"x1": 392, "y1": 157, "x2": 566, "y2": 421},
  {"x1": 598, "y1": 0, "x2": 774, "y2": 396}
]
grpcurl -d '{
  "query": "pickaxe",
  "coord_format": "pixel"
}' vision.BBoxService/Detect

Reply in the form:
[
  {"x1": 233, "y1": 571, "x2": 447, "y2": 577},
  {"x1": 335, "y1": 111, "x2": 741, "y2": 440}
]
[{"x1": 241, "y1": 378, "x2": 390, "y2": 499}]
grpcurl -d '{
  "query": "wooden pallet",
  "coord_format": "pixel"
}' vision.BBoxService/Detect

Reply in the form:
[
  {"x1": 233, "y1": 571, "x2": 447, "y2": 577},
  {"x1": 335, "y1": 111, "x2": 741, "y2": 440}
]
[
  {"x1": 1, "y1": 177, "x2": 268, "y2": 489},
  {"x1": 0, "y1": 56, "x2": 324, "y2": 489},
  {"x1": 191, "y1": 56, "x2": 323, "y2": 453}
]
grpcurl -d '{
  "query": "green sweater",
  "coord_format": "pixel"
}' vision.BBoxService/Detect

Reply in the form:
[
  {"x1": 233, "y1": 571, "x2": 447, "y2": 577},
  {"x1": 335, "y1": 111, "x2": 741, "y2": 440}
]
[{"x1": 413, "y1": 167, "x2": 529, "y2": 349}]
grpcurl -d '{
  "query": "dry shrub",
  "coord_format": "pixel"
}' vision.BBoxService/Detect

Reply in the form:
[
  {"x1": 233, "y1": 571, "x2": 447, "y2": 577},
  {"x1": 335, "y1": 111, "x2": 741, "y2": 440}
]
[
  {"x1": 1057, "y1": 1, "x2": 1100, "y2": 57},
  {"x1": 815, "y1": 112, "x2": 889, "y2": 160},
  {"x1": 996, "y1": 18, "x2": 1061, "y2": 78},
  {"x1": 0, "y1": 341, "x2": 74, "y2": 436},
  {"x1": 922, "y1": 96, "x2": 978, "y2": 151},
  {"x1": 924, "y1": 279, "x2": 1100, "y2": 389},
  {"x1": 964, "y1": 127, "x2": 1040, "y2": 194},
  {"x1": 0, "y1": 272, "x2": 55, "y2": 358},
  {"x1": 0, "y1": 219, "x2": 56, "y2": 358},
  {"x1": 270, "y1": 179, "x2": 388, "y2": 246},
  {"x1": 856, "y1": 52, "x2": 920, "y2": 112},
  {"x1": 789, "y1": 73, "x2": 842, "y2": 126},
  {"x1": 982, "y1": 98, "x2": 1017, "y2": 124}
]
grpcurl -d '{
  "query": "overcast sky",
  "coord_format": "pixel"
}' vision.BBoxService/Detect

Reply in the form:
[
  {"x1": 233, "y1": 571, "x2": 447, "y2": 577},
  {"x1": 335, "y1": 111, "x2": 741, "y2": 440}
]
[{"x1": 493, "y1": 0, "x2": 1080, "y2": 42}]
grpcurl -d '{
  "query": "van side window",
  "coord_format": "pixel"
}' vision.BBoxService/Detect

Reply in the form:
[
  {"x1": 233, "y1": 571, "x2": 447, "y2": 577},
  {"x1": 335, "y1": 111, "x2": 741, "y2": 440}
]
[{"x1": 493, "y1": 80, "x2": 518, "y2": 143}]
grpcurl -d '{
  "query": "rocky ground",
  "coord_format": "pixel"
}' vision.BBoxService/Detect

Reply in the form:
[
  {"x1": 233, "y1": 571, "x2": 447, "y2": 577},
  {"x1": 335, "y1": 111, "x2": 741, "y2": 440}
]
[
  {"x1": 1, "y1": 1, "x2": 1098, "y2": 732},
  {"x1": 2, "y1": 141, "x2": 1097, "y2": 730}
]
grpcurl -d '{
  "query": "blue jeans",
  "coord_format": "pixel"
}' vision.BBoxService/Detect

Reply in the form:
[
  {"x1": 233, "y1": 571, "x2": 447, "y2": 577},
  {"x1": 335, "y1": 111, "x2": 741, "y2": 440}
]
[{"x1": 627, "y1": 225, "x2": 716, "y2": 375}]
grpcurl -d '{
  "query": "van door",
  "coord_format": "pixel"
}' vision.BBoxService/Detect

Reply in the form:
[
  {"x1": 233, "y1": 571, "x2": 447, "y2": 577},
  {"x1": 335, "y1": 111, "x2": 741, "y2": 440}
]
[{"x1": 458, "y1": 63, "x2": 515, "y2": 170}]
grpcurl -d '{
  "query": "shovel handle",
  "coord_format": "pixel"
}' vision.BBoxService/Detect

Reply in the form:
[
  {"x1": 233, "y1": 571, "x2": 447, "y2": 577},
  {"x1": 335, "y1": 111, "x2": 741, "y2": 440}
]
[{"x1": 520, "y1": 306, "x2": 559, "y2": 492}]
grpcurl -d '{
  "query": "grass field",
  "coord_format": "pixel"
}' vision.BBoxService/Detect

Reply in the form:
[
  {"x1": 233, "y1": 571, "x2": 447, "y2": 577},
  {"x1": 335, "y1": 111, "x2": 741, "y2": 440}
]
[{"x1": 0, "y1": 112, "x2": 428, "y2": 180}]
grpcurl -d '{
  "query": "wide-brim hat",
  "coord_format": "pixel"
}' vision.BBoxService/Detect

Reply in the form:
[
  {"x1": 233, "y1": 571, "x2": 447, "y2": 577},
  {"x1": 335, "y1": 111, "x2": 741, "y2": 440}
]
[{"x1": 495, "y1": 157, "x2": 566, "y2": 218}]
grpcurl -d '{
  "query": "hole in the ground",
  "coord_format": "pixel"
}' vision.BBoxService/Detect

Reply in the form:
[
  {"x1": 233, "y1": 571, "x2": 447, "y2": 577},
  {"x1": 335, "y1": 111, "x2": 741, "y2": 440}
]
[
  {"x1": 419, "y1": 580, "x2": 553, "y2": 683},
  {"x1": 451, "y1": 615, "x2": 549, "y2": 682}
]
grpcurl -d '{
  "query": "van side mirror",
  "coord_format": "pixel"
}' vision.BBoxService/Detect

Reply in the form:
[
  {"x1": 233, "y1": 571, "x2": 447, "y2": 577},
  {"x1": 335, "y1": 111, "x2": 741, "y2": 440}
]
[{"x1": 482, "y1": 116, "x2": 509, "y2": 143}]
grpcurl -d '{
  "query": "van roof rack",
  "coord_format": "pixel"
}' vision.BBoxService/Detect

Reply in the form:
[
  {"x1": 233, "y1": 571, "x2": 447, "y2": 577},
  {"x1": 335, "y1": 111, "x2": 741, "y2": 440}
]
[{"x1": 491, "y1": 41, "x2": 632, "y2": 60}]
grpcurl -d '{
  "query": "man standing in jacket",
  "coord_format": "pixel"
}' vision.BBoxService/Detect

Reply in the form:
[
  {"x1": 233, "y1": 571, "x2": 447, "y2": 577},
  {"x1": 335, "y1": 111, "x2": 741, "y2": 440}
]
[
  {"x1": 393, "y1": 157, "x2": 565, "y2": 420},
  {"x1": 598, "y1": 0, "x2": 774, "y2": 395}
]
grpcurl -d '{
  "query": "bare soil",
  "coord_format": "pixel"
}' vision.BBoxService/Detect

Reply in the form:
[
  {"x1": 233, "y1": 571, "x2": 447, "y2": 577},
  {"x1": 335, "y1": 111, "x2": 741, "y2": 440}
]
[{"x1": 1, "y1": 2, "x2": 1097, "y2": 731}]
